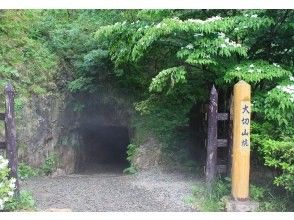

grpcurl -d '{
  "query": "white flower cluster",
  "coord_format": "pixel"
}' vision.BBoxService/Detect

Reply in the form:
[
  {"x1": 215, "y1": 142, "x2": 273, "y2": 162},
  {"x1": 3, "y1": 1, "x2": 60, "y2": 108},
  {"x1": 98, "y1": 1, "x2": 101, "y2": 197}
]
[
  {"x1": 194, "y1": 33, "x2": 203, "y2": 37},
  {"x1": 235, "y1": 64, "x2": 262, "y2": 74},
  {"x1": 130, "y1": 21, "x2": 141, "y2": 25},
  {"x1": 273, "y1": 63, "x2": 281, "y2": 68},
  {"x1": 218, "y1": 33, "x2": 242, "y2": 48},
  {"x1": 247, "y1": 64, "x2": 262, "y2": 74},
  {"x1": 0, "y1": 155, "x2": 16, "y2": 210},
  {"x1": 10, "y1": 177, "x2": 16, "y2": 190},
  {"x1": 0, "y1": 155, "x2": 9, "y2": 169},
  {"x1": 187, "y1": 16, "x2": 222, "y2": 24},
  {"x1": 206, "y1": 16, "x2": 222, "y2": 22},
  {"x1": 218, "y1": 32, "x2": 225, "y2": 38},
  {"x1": 0, "y1": 194, "x2": 11, "y2": 210},
  {"x1": 244, "y1": 14, "x2": 258, "y2": 18},
  {"x1": 277, "y1": 84, "x2": 294, "y2": 102},
  {"x1": 186, "y1": 43, "x2": 194, "y2": 50},
  {"x1": 248, "y1": 64, "x2": 255, "y2": 73},
  {"x1": 0, "y1": 199, "x2": 4, "y2": 210}
]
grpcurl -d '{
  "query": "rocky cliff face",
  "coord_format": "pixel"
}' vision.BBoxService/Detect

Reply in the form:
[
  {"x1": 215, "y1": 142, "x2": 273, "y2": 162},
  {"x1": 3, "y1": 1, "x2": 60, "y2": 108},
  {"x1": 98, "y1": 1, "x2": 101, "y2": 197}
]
[
  {"x1": 16, "y1": 93, "x2": 80, "y2": 173},
  {"x1": 132, "y1": 136, "x2": 164, "y2": 170}
]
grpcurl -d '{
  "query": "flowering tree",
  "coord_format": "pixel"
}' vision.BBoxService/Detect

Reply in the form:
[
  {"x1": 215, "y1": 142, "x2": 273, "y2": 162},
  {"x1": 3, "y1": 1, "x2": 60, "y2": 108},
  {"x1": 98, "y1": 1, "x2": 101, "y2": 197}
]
[
  {"x1": 0, "y1": 155, "x2": 16, "y2": 211},
  {"x1": 92, "y1": 10, "x2": 294, "y2": 191}
]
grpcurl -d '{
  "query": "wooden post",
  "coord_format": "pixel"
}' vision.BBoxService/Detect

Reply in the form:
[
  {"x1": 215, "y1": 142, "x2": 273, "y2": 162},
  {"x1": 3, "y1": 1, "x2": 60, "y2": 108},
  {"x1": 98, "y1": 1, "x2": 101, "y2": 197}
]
[
  {"x1": 227, "y1": 95, "x2": 233, "y2": 176},
  {"x1": 205, "y1": 85, "x2": 218, "y2": 187},
  {"x1": 5, "y1": 83, "x2": 19, "y2": 197},
  {"x1": 231, "y1": 81, "x2": 251, "y2": 200}
]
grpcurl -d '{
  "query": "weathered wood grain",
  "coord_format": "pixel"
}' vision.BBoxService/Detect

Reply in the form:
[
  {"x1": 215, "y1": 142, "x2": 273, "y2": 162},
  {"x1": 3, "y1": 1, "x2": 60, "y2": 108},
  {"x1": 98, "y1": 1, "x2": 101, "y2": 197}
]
[
  {"x1": 5, "y1": 83, "x2": 19, "y2": 197},
  {"x1": 205, "y1": 85, "x2": 218, "y2": 187}
]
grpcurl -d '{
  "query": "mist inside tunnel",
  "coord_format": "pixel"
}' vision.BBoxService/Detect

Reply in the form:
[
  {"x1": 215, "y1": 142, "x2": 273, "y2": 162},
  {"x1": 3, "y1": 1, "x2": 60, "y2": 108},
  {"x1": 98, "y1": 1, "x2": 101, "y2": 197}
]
[{"x1": 77, "y1": 125, "x2": 130, "y2": 173}]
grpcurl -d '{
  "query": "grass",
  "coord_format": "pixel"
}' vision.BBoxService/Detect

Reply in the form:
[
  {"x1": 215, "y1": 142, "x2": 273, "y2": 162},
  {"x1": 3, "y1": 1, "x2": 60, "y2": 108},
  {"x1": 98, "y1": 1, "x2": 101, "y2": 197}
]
[
  {"x1": 4, "y1": 190, "x2": 36, "y2": 211},
  {"x1": 18, "y1": 163, "x2": 39, "y2": 180},
  {"x1": 185, "y1": 177, "x2": 294, "y2": 212},
  {"x1": 185, "y1": 178, "x2": 231, "y2": 211}
]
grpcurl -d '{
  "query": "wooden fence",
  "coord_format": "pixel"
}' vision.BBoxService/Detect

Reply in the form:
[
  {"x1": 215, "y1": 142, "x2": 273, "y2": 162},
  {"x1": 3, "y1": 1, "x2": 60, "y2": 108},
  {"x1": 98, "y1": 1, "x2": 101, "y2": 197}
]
[
  {"x1": 205, "y1": 85, "x2": 233, "y2": 187},
  {"x1": 0, "y1": 83, "x2": 19, "y2": 196}
]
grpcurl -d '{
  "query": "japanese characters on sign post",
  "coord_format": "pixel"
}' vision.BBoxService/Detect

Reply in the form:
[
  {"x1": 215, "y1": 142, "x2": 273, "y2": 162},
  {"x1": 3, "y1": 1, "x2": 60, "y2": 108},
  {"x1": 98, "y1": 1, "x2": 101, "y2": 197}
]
[
  {"x1": 232, "y1": 80, "x2": 251, "y2": 200},
  {"x1": 240, "y1": 101, "x2": 250, "y2": 149}
]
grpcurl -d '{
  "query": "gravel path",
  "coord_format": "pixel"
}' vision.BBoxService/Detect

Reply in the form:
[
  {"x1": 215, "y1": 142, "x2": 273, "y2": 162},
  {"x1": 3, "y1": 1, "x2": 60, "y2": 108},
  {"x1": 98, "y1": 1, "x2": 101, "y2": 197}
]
[{"x1": 21, "y1": 165, "x2": 199, "y2": 212}]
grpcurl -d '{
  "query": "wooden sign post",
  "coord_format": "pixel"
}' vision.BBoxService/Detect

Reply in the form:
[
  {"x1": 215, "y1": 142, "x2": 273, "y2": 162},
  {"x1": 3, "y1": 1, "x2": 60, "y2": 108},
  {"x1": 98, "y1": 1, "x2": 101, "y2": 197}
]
[{"x1": 231, "y1": 80, "x2": 251, "y2": 200}]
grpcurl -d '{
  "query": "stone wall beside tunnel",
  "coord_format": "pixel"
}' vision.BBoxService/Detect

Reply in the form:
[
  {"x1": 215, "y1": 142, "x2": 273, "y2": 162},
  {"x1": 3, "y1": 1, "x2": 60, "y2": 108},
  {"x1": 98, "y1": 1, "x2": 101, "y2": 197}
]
[{"x1": 14, "y1": 93, "x2": 81, "y2": 174}]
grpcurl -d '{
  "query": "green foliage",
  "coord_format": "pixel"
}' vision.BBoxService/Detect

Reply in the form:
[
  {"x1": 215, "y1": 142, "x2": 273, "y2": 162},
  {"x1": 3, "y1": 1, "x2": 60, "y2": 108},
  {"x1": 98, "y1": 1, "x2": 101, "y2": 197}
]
[
  {"x1": 4, "y1": 190, "x2": 36, "y2": 211},
  {"x1": 41, "y1": 153, "x2": 58, "y2": 175},
  {"x1": 134, "y1": 99, "x2": 192, "y2": 144},
  {"x1": 149, "y1": 66, "x2": 187, "y2": 93},
  {"x1": 255, "y1": 137, "x2": 294, "y2": 192},
  {"x1": 125, "y1": 144, "x2": 139, "y2": 162},
  {"x1": 187, "y1": 178, "x2": 294, "y2": 211},
  {"x1": 250, "y1": 184, "x2": 266, "y2": 201},
  {"x1": 18, "y1": 163, "x2": 39, "y2": 180},
  {"x1": 14, "y1": 97, "x2": 27, "y2": 112},
  {"x1": 251, "y1": 74, "x2": 294, "y2": 192},
  {"x1": 93, "y1": 12, "x2": 294, "y2": 176},
  {"x1": 249, "y1": 184, "x2": 294, "y2": 211},
  {"x1": 67, "y1": 77, "x2": 95, "y2": 93},
  {"x1": 0, "y1": 158, "x2": 35, "y2": 212},
  {"x1": 223, "y1": 60, "x2": 291, "y2": 84},
  {"x1": 0, "y1": 155, "x2": 16, "y2": 210},
  {"x1": 123, "y1": 144, "x2": 139, "y2": 174},
  {"x1": 0, "y1": 10, "x2": 58, "y2": 97},
  {"x1": 254, "y1": 91, "x2": 294, "y2": 128},
  {"x1": 123, "y1": 166, "x2": 137, "y2": 175},
  {"x1": 186, "y1": 178, "x2": 231, "y2": 211},
  {"x1": 118, "y1": 11, "x2": 293, "y2": 185}
]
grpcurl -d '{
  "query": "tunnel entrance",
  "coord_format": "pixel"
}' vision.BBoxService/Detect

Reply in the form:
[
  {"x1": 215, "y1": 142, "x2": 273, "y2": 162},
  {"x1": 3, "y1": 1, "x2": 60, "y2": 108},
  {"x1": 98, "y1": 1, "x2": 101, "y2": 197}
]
[{"x1": 77, "y1": 125, "x2": 130, "y2": 173}]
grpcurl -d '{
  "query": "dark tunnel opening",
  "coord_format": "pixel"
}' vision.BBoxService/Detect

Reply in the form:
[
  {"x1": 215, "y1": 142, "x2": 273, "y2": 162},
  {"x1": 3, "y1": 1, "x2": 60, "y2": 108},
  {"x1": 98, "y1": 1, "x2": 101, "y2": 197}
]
[{"x1": 77, "y1": 125, "x2": 130, "y2": 173}]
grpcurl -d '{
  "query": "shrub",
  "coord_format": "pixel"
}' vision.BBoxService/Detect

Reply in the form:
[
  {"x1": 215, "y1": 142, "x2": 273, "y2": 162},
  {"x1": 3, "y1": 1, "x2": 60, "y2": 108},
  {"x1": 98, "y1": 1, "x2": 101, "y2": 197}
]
[
  {"x1": 41, "y1": 153, "x2": 58, "y2": 175},
  {"x1": 4, "y1": 190, "x2": 35, "y2": 211},
  {"x1": 123, "y1": 144, "x2": 139, "y2": 174},
  {"x1": 249, "y1": 184, "x2": 294, "y2": 211},
  {"x1": 261, "y1": 138, "x2": 294, "y2": 192},
  {"x1": 186, "y1": 178, "x2": 231, "y2": 211},
  {"x1": 123, "y1": 166, "x2": 137, "y2": 175},
  {"x1": 187, "y1": 178, "x2": 294, "y2": 212},
  {"x1": 0, "y1": 155, "x2": 17, "y2": 211},
  {"x1": 18, "y1": 163, "x2": 39, "y2": 180}
]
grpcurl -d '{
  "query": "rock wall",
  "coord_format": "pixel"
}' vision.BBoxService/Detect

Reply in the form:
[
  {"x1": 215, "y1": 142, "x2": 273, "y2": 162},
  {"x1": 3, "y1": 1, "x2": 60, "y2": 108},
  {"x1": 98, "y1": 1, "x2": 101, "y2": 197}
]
[
  {"x1": 132, "y1": 136, "x2": 164, "y2": 170},
  {"x1": 16, "y1": 93, "x2": 80, "y2": 173}
]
